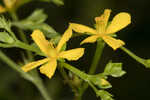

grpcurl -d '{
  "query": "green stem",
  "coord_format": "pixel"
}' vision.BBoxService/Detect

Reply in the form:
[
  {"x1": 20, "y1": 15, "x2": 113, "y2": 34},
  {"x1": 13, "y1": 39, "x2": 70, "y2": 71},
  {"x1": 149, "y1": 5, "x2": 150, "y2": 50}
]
[
  {"x1": 9, "y1": 11, "x2": 18, "y2": 21},
  {"x1": 60, "y1": 62, "x2": 102, "y2": 100},
  {"x1": 6, "y1": 26, "x2": 17, "y2": 40},
  {"x1": 79, "y1": 40, "x2": 105, "y2": 97},
  {"x1": 0, "y1": 50, "x2": 25, "y2": 74},
  {"x1": 0, "y1": 43, "x2": 14, "y2": 48},
  {"x1": 87, "y1": 81, "x2": 101, "y2": 100},
  {"x1": 0, "y1": 50, "x2": 52, "y2": 100},
  {"x1": 60, "y1": 62, "x2": 89, "y2": 82},
  {"x1": 88, "y1": 40, "x2": 105, "y2": 74},
  {"x1": 120, "y1": 46, "x2": 147, "y2": 66},
  {"x1": 60, "y1": 62, "x2": 90, "y2": 100},
  {"x1": 0, "y1": 50, "x2": 34, "y2": 82},
  {"x1": 9, "y1": 11, "x2": 27, "y2": 42},
  {"x1": 58, "y1": 63, "x2": 82, "y2": 100},
  {"x1": 88, "y1": 81, "x2": 98, "y2": 93},
  {"x1": 7, "y1": 6, "x2": 52, "y2": 100},
  {"x1": 14, "y1": 40, "x2": 43, "y2": 56},
  {"x1": 58, "y1": 66, "x2": 77, "y2": 92},
  {"x1": 9, "y1": 11, "x2": 33, "y2": 61},
  {"x1": 33, "y1": 78, "x2": 52, "y2": 100}
]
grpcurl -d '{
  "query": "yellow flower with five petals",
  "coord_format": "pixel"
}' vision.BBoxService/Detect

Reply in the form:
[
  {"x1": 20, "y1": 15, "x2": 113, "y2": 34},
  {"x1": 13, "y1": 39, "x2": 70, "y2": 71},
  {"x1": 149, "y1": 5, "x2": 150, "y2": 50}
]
[
  {"x1": 21, "y1": 27, "x2": 84, "y2": 78},
  {"x1": 70, "y1": 9, "x2": 131, "y2": 50}
]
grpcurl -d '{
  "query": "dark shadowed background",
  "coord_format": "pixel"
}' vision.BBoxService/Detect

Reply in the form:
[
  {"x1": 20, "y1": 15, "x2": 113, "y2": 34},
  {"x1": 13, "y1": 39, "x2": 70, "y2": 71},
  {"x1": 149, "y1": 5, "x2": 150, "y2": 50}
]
[{"x1": 0, "y1": 0, "x2": 150, "y2": 100}]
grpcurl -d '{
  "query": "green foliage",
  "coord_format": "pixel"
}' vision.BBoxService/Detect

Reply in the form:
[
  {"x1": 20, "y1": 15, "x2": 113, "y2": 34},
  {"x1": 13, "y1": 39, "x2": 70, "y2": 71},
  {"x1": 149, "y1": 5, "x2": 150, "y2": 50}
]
[
  {"x1": 90, "y1": 76, "x2": 112, "y2": 89},
  {"x1": 96, "y1": 90, "x2": 114, "y2": 100},
  {"x1": 12, "y1": 9, "x2": 59, "y2": 38},
  {"x1": 0, "y1": 32, "x2": 14, "y2": 43},
  {"x1": 144, "y1": 59, "x2": 150, "y2": 68},
  {"x1": 0, "y1": 17, "x2": 13, "y2": 44},
  {"x1": 103, "y1": 61, "x2": 126, "y2": 77},
  {"x1": 0, "y1": 17, "x2": 11, "y2": 31},
  {"x1": 26, "y1": 9, "x2": 48, "y2": 23},
  {"x1": 0, "y1": 1, "x2": 149, "y2": 100},
  {"x1": 40, "y1": 0, "x2": 64, "y2": 6},
  {"x1": 16, "y1": 0, "x2": 33, "y2": 8},
  {"x1": 0, "y1": 17, "x2": 17, "y2": 44},
  {"x1": 51, "y1": 0, "x2": 64, "y2": 6}
]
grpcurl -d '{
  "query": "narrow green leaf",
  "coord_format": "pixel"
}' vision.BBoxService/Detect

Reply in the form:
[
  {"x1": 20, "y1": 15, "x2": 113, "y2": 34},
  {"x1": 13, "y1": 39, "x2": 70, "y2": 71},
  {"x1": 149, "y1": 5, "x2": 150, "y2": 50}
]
[
  {"x1": 52, "y1": 0, "x2": 64, "y2": 6},
  {"x1": 97, "y1": 90, "x2": 114, "y2": 100},
  {"x1": 26, "y1": 9, "x2": 48, "y2": 24},
  {"x1": 104, "y1": 61, "x2": 126, "y2": 77}
]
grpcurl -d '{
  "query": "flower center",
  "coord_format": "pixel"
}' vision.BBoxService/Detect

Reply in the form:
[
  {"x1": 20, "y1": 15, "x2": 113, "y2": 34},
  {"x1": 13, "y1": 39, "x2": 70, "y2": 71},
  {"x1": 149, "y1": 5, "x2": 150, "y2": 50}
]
[
  {"x1": 97, "y1": 33, "x2": 106, "y2": 37},
  {"x1": 48, "y1": 48, "x2": 58, "y2": 58}
]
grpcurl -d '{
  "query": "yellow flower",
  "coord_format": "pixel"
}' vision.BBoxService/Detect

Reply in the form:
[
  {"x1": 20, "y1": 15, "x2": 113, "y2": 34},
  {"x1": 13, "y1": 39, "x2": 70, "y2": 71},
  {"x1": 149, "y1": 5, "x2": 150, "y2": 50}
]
[
  {"x1": 21, "y1": 27, "x2": 84, "y2": 78},
  {"x1": 70, "y1": 9, "x2": 131, "y2": 50},
  {"x1": 0, "y1": 0, "x2": 17, "y2": 13}
]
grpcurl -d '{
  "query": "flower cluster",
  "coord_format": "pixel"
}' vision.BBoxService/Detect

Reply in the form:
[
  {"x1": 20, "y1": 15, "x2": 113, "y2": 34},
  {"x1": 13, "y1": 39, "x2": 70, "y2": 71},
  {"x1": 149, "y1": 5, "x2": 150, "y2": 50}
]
[{"x1": 21, "y1": 9, "x2": 131, "y2": 78}]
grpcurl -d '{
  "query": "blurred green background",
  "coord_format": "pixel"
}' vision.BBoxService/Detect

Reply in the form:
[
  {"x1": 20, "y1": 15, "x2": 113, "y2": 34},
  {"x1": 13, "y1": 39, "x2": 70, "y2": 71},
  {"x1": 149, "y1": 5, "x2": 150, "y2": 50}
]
[{"x1": 0, "y1": 0, "x2": 150, "y2": 100}]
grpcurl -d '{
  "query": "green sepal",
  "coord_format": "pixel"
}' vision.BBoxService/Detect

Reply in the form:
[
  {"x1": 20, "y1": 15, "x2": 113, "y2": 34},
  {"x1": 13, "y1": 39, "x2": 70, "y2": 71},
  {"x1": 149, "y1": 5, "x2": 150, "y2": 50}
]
[
  {"x1": 108, "y1": 34, "x2": 117, "y2": 37},
  {"x1": 60, "y1": 43, "x2": 67, "y2": 51},
  {"x1": 96, "y1": 90, "x2": 114, "y2": 100},
  {"x1": 89, "y1": 75, "x2": 112, "y2": 89},
  {"x1": 58, "y1": 58, "x2": 65, "y2": 63},
  {"x1": 103, "y1": 61, "x2": 126, "y2": 77}
]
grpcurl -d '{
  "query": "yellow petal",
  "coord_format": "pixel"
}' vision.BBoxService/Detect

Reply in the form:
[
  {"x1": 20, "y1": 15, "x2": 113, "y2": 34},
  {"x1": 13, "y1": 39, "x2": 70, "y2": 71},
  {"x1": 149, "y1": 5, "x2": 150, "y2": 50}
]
[
  {"x1": 56, "y1": 26, "x2": 72, "y2": 52},
  {"x1": 21, "y1": 58, "x2": 49, "y2": 72},
  {"x1": 0, "y1": 5, "x2": 6, "y2": 13},
  {"x1": 80, "y1": 35, "x2": 99, "y2": 45},
  {"x1": 69, "y1": 23, "x2": 97, "y2": 34},
  {"x1": 106, "y1": 12, "x2": 131, "y2": 34},
  {"x1": 31, "y1": 30, "x2": 54, "y2": 56},
  {"x1": 102, "y1": 35, "x2": 125, "y2": 50},
  {"x1": 59, "y1": 48, "x2": 84, "y2": 61},
  {"x1": 95, "y1": 9, "x2": 111, "y2": 33},
  {"x1": 4, "y1": 0, "x2": 16, "y2": 8},
  {"x1": 39, "y1": 59, "x2": 57, "y2": 78}
]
